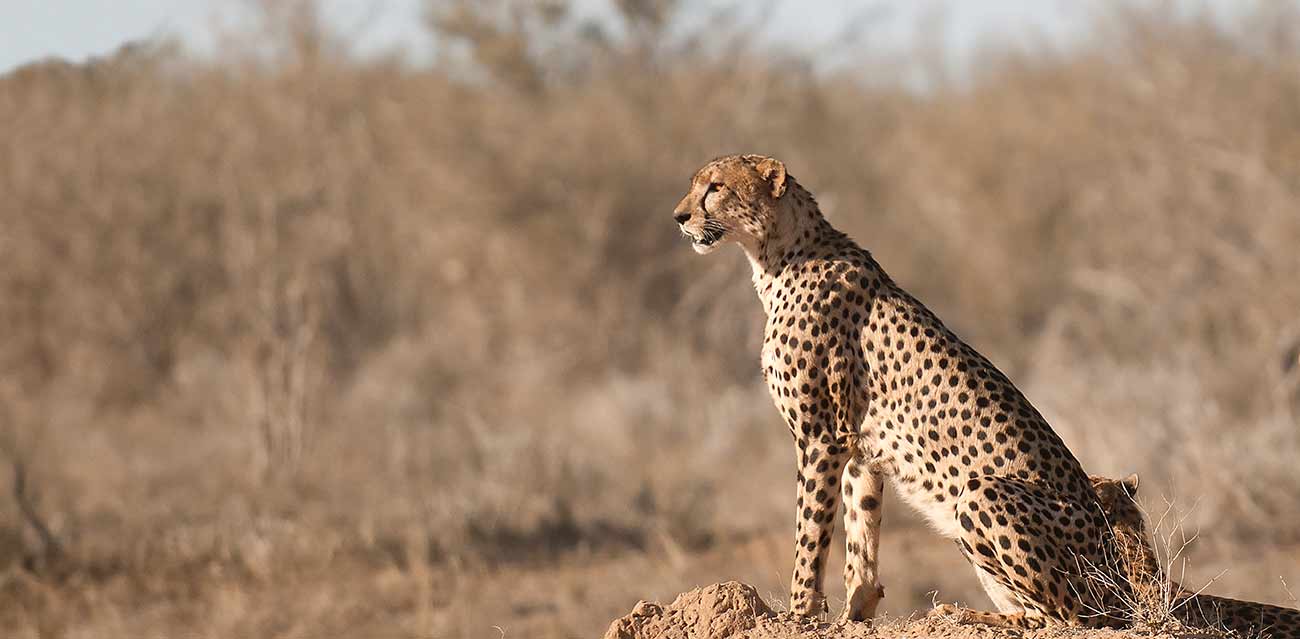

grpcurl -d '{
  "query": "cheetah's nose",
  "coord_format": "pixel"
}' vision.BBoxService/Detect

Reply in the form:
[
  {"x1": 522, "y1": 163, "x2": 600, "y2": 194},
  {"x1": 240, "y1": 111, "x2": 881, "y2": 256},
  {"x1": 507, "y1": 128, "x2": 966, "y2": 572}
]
[{"x1": 673, "y1": 212, "x2": 691, "y2": 225}]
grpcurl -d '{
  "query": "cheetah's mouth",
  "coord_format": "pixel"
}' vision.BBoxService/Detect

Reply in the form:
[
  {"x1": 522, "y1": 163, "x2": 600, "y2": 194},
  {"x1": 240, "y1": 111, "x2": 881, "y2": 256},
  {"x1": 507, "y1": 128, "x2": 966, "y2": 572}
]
[
  {"x1": 692, "y1": 229, "x2": 723, "y2": 248},
  {"x1": 684, "y1": 221, "x2": 725, "y2": 252}
]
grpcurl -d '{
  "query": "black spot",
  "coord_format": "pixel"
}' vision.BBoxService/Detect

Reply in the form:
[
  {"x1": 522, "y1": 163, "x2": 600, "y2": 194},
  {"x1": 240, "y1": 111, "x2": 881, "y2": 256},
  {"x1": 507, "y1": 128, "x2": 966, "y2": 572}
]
[{"x1": 959, "y1": 514, "x2": 975, "y2": 531}]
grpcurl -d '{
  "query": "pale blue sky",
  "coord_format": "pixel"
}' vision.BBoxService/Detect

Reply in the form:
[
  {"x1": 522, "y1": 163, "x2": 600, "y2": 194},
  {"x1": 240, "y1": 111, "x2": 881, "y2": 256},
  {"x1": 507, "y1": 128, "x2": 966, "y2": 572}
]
[{"x1": 0, "y1": 1, "x2": 1258, "y2": 74}]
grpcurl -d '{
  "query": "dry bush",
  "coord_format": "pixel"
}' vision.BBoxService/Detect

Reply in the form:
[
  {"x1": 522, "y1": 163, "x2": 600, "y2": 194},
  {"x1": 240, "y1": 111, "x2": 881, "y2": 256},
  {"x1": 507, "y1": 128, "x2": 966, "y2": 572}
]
[{"x1": 0, "y1": 1, "x2": 1299, "y2": 635}]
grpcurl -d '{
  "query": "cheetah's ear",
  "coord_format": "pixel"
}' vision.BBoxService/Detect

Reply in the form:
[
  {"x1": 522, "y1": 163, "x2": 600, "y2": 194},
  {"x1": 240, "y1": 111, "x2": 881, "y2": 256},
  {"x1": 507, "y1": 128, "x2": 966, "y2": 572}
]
[
  {"x1": 1121, "y1": 473, "x2": 1140, "y2": 497},
  {"x1": 755, "y1": 157, "x2": 787, "y2": 199}
]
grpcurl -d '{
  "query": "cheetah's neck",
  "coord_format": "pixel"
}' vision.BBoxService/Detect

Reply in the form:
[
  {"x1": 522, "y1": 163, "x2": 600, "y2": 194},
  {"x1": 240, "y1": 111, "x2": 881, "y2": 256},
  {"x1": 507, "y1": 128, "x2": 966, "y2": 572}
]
[
  {"x1": 741, "y1": 182, "x2": 874, "y2": 315},
  {"x1": 1110, "y1": 521, "x2": 1169, "y2": 602}
]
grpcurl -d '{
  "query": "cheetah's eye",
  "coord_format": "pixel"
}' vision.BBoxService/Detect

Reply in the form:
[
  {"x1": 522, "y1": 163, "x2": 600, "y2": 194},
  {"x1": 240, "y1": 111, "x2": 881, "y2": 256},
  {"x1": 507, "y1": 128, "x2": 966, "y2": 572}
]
[{"x1": 705, "y1": 182, "x2": 723, "y2": 196}]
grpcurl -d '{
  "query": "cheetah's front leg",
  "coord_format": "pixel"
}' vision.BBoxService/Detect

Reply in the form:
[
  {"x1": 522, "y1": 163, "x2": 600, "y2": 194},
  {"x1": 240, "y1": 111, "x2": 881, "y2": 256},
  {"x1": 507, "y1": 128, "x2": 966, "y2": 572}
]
[
  {"x1": 840, "y1": 455, "x2": 885, "y2": 622},
  {"x1": 789, "y1": 443, "x2": 848, "y2": 616}
]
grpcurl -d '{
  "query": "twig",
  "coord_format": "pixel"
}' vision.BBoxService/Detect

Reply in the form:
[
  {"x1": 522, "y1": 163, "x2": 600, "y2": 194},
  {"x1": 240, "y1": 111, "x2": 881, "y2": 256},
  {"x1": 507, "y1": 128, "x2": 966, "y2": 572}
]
[{"x1": 12, "y1": 458, "x2": 61, "y2": 560}]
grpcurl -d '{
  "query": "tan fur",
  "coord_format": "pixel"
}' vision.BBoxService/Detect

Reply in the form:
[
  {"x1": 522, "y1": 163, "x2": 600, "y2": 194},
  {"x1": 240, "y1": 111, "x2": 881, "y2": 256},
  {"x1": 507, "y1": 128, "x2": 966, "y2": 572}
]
[{"x1": 674, "y1": 155, "x2": 1134, "y2": 624}]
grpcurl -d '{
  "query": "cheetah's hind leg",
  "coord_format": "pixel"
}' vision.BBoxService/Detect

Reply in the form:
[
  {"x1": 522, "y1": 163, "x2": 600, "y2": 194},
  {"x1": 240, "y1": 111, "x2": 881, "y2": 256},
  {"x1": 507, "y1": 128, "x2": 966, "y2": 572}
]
[
  {"x1": 928, "y1": 603, "x2": 1051, "y2": 629},
  {"x1": 950, "y1": 475, "x2": 1133, "y2": 629}
]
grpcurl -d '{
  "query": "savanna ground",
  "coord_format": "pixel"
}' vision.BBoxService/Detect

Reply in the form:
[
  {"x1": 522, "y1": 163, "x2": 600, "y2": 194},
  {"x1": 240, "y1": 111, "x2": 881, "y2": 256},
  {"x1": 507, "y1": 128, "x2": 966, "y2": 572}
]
[{"x1": 2, "y1": 2, "x2": 1300, "y2": 637}]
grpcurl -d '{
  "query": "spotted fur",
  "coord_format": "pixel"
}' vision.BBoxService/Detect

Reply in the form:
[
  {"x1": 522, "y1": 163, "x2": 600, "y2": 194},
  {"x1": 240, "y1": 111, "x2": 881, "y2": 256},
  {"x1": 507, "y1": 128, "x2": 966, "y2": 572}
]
[
  {"x1": 673, "y1": 154, "x2": 1132, "y2": 624},
  {"x1": 1092, "y1": 475, "x2": 1300, "y2": 639}
]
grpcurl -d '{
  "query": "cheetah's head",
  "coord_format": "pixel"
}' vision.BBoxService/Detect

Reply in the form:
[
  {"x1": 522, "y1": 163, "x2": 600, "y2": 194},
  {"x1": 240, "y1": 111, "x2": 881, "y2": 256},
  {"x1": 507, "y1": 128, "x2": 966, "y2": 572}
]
[
  {"x1": 1089, "y1": 473, "x2": 1144, "y2": 531},
  {"x1": 672, "y1": 154, "x2": 788, "y2": 255}
]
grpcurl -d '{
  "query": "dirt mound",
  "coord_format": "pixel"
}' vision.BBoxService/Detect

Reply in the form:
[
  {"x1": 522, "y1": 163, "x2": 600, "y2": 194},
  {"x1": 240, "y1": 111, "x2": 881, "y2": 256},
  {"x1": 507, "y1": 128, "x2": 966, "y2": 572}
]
[
  {"x1": 602, "y1": 581, "x2": 874, "y2": 639},
  {"x1": 603, "y1": 582, "x2": 1213, "y2": 639}
]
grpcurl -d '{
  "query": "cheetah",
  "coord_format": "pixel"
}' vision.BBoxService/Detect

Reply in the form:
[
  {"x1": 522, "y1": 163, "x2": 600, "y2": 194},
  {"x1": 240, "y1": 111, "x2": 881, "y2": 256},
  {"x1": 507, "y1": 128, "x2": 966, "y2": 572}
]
[
  {"x1": 673, "y1": 154, "x2": 1133, "y2": 624},
  {"x1": 1090, "y1": 475, "x2": 1300, "y2": 639}
]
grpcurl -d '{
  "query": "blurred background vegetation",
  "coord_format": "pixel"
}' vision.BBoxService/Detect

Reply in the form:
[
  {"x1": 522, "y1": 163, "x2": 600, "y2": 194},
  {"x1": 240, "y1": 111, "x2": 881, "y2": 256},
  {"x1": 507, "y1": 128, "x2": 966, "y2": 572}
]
[{"x1": 1, "y1": 1, "x2": 1299, "y2": 637}]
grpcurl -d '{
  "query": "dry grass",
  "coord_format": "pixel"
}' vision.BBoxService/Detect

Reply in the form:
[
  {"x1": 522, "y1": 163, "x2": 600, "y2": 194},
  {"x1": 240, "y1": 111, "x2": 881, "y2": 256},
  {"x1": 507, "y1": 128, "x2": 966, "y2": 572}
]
[{"x1": 1, "y1": 1, "x2": 1299, "y2": 637}]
